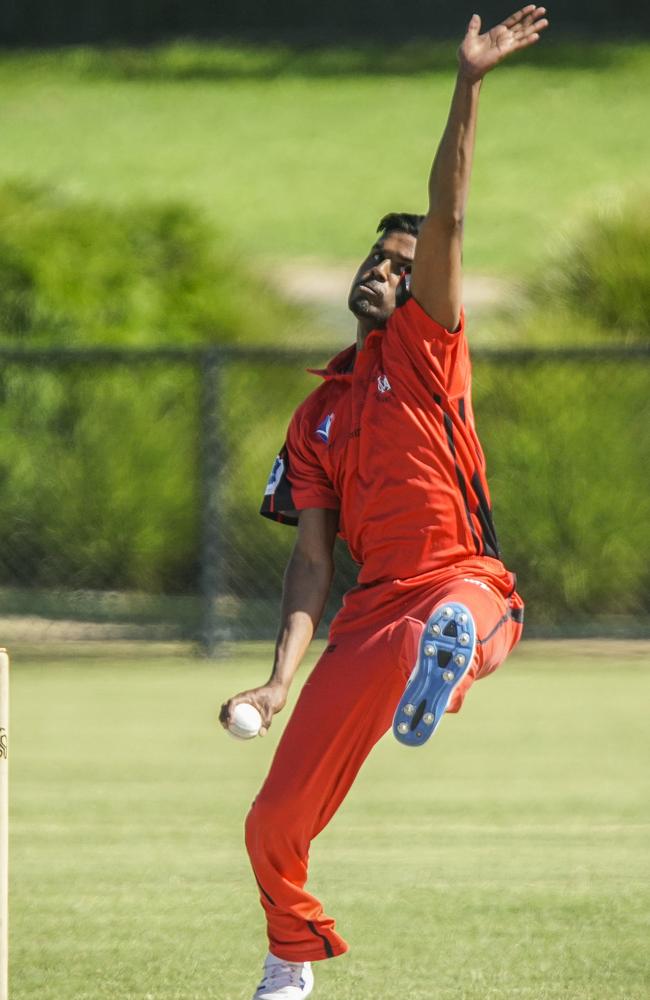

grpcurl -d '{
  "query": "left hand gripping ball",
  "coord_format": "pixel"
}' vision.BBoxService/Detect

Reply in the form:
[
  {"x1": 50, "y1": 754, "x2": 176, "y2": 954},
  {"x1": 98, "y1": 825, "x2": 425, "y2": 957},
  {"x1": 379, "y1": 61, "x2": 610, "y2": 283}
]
[{"x1": 228, "y1": 703, "x2": 262, "y2": 740}]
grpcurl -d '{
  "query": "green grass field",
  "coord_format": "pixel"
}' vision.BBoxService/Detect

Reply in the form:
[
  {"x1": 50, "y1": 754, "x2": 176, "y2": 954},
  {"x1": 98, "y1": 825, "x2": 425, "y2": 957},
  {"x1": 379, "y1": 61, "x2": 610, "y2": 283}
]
[
  {"x1": 1, "y1": 44, "x2": 650, "y2": 276},
  {"x1": 8, "y1": 640, "x2": 650, "y2": 999}
]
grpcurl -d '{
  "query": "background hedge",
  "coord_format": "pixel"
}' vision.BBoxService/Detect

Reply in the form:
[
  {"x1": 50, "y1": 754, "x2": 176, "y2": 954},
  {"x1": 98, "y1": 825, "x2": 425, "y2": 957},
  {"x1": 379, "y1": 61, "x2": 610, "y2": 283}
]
[
  {"x1": 0, "y1": 182, "x2": 648, "y2": 628},
  {"x1": 0, "y1": 183, "x2": 310, "y2": 594},
  {"x1": 2, "y1": 1, "x2": 649, "y2": 46}
]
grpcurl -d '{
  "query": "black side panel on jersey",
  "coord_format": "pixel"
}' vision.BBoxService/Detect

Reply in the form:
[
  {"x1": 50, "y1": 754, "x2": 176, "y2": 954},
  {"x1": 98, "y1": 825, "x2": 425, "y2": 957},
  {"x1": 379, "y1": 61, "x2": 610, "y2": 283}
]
[
  {"x1": 433, "y1": 393, "x2": 501, "y2": 559},
  {"x1": 433, "y1": 393, "x2": 481, "y2": 555},
  {"x1": 260, "y1": 445, "x2": 299, "y2": 526},
  {"x1": 471, "y1": 471, "x2": 501, "y2": 559}
]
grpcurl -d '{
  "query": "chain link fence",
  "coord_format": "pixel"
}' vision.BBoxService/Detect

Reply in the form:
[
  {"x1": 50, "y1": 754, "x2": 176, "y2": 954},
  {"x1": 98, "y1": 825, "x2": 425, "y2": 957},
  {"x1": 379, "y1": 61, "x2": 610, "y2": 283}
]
[{"x1": 1, "y1": 343, "x2": 648, "y2": 651}]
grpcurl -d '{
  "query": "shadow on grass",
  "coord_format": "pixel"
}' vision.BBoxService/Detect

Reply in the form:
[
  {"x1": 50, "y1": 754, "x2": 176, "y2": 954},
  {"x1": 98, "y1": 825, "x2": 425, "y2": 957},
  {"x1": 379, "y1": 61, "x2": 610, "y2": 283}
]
[{"x1": 0, "y1": 39, "x2": 644, "y2": 82}]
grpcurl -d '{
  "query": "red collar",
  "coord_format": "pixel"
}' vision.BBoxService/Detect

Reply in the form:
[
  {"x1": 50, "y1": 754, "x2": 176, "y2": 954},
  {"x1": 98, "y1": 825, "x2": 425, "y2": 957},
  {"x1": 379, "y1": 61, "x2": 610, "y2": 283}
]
[
  {"x1": 307, "y1": 343, "x2": 356, "y2": 381},
  {"x1": 307, "y1": 328, "x2": 384, "y2": 381}
]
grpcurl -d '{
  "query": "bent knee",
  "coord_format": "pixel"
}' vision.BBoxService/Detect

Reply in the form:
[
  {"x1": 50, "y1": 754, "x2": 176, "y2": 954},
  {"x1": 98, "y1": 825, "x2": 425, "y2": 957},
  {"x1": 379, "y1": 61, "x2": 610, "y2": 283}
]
[{"x1": 245, "y1": 792, "x2": 295, "y2": 856}]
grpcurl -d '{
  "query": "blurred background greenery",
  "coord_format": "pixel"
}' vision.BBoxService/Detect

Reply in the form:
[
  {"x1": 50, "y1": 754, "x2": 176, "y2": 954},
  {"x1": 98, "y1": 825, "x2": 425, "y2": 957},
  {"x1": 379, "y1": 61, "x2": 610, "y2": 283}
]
[
  {"x1": 2, "y1": 11, "x2": 650, "y2": 1000},
  {"x1": 1, "y1": 41, "x2": 649, "y2": 282},
  {"x1": 0, "y1": 22, "x2": 648, "y2": 640}
]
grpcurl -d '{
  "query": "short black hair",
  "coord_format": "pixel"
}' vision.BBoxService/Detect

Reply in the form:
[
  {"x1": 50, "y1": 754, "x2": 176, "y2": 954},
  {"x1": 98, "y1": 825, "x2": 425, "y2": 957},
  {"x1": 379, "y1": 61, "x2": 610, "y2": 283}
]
[{"x1": 376, "y1": 212, "x2": 425, "y2": 237}]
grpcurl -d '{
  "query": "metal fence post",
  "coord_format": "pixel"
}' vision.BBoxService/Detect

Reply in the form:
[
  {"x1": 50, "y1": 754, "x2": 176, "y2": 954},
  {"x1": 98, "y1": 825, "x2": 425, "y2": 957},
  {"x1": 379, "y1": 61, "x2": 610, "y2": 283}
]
[{"x1": 199, "y1": 350, "x2": 225, "y2": 655}]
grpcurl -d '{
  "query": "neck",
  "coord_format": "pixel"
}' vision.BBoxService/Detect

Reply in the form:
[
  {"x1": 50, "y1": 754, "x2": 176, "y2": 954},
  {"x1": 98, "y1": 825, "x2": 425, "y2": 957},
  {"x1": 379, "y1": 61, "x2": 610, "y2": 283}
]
[{"x1": 356, "y1": 317, "x2": 377, "y2": 351}]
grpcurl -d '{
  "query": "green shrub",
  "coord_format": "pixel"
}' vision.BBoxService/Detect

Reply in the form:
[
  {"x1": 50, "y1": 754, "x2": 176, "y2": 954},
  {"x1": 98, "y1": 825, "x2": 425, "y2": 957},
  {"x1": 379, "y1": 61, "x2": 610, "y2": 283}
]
[
  {"x1": 541, "y1": 193, "x2": 650, "y2": 342},
  {"x1": 475, "y1": 356, "x2": 649, "y2": 625},
  {"x1": 0, "y1": 362, "x2": 199, "y2": 590},
  {"x1": 0, "y1": 181, "x2": 309, "y2": 347},
  {"x1": 0, "y1": 183, "x2": 314, "y2": 593},
  {"x1": 1, "y1": 182, "x2": 648, "y2": 631},
  {"x1": 500, "y1": 304, "x2": 614, "y2": 349}
]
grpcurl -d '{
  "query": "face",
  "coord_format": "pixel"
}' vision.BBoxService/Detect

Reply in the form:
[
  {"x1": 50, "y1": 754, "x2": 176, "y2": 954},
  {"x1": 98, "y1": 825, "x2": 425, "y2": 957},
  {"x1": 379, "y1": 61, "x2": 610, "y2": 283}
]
[{"x1": 348, "y1": 230, "x2": 416, "y2": 327}]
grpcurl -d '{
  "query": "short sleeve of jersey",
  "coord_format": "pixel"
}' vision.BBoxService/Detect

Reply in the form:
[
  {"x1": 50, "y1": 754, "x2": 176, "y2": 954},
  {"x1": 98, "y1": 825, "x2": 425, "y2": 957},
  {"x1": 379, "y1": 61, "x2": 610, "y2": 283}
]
[
  {"x1": 383, "y1": 296, "x2": 470, "y2": 398},
  {"x1": 260, "y1": 404, "x2": 340, "y2": 527}
]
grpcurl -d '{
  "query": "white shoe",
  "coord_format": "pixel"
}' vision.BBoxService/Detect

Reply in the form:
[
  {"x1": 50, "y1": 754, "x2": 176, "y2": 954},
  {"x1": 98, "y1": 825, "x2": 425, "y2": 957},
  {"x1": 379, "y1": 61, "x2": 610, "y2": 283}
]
[{"x1": 252, "y1": 952, "x2": 314, "y2": 999}]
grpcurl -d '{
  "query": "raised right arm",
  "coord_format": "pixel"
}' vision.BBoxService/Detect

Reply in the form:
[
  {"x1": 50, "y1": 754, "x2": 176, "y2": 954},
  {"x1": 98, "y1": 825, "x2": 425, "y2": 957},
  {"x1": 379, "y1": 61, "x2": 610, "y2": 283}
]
[
  {"x1": 411, "y1": 7, "x2": 548, "y2": 332},
  {"x1": 220, "y1": 506, "x2": 338, "y2": 735}
]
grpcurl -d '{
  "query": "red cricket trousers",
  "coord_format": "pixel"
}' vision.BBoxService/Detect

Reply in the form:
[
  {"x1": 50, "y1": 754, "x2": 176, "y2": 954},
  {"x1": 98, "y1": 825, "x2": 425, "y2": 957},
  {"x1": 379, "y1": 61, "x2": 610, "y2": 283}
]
[{"x1": 245, "y1": 560, "x2": 524, "y2": 962}]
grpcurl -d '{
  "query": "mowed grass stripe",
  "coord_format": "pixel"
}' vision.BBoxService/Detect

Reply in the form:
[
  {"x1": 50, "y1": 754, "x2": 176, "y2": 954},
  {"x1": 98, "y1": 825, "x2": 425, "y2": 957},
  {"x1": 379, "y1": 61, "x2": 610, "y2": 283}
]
[
  {"x1": 1, "y1": 47, "x2": 650, "y2": 276},
  {"x1": 8, "y1": 641, "x2": 650, "y2": 998}
]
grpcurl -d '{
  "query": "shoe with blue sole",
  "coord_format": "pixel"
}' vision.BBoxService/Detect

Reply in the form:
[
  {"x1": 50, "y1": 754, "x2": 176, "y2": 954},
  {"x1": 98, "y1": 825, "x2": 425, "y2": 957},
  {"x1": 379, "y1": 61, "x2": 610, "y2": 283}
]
[{"x1": 393, "y1": 602, "x2": 477, "y2": 747}]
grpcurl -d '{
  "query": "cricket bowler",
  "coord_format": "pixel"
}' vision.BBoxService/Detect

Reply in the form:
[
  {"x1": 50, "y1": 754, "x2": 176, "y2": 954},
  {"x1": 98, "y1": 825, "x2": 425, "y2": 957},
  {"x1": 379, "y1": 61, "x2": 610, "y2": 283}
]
[{"x1": 221, "y1": 7, "x2": 549, "y2": 997}]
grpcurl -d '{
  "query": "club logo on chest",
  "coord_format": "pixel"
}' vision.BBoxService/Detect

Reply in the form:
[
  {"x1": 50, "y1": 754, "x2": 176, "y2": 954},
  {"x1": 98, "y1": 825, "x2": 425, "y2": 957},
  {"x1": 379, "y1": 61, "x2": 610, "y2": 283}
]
[{"x1": 376, "y1": 373, "x2": 394, "y2": 401}]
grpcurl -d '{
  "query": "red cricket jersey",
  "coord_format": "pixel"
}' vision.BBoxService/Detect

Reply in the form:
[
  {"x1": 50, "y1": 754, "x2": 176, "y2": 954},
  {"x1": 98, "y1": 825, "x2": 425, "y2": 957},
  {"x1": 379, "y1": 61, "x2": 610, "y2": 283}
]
[{"x1": 261, "y1": 297, "x2": 509, "y2": 586}]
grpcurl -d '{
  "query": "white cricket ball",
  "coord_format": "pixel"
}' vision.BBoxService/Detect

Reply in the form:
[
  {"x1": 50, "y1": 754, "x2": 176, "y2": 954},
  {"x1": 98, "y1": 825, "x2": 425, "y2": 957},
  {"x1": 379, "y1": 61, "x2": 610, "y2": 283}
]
[{"x1": 228, "y1": 702, "x2": 262, "y2": 740}]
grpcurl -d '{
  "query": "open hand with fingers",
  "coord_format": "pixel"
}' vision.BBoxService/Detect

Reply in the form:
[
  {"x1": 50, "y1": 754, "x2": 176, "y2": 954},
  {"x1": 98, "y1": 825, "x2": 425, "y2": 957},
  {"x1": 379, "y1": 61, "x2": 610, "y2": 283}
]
[{"x1": 459, "y1": 5, "x2": 549, "y2": 82}]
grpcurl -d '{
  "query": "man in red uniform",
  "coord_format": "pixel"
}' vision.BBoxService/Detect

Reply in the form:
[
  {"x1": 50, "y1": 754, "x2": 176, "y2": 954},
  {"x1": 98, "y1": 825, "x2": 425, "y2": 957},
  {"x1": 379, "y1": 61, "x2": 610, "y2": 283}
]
[{"x1": 221, "y1": 7, "x2": 549, "y2": 998}]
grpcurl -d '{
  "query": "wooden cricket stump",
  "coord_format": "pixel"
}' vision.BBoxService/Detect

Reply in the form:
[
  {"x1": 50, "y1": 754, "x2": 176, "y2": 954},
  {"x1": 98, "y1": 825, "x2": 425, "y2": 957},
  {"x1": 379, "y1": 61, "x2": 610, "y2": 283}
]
[{"x1": 0, "y1": 648, "x2": 8, "y2": 1000}]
